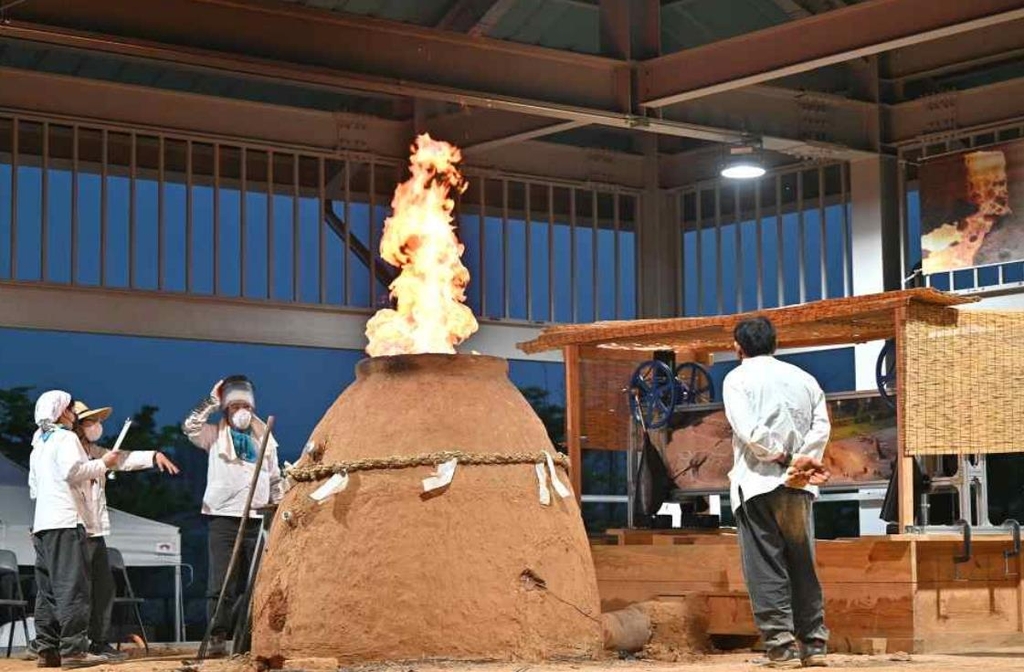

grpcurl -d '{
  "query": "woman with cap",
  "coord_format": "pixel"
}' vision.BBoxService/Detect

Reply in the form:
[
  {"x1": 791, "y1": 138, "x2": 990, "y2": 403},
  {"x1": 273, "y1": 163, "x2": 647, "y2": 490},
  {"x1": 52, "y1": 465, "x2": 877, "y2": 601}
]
[
  {"x1": 28, "y1": 390, "x2": 120, "y2": 669},
  {"x1": 181, "y1": 376, "x2": 283, "y2": 657},
  {"x1": 72, "y1": 401, "x2": 180, "y2": 660}
]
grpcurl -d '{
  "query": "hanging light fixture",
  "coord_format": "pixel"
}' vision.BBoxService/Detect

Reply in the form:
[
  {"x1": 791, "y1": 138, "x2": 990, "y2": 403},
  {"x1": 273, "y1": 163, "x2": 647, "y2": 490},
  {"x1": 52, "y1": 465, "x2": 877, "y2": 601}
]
[{"x1": 720, "y1": 142, "x2": 766, "y2": 179}]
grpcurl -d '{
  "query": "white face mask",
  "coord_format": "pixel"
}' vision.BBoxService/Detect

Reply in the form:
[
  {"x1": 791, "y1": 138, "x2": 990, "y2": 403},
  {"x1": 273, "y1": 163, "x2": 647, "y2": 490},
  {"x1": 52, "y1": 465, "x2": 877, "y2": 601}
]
[
  {"x1": 231, "y1": 409, "x2": 252, "y2": 431},
  {"x1": 84, "y1": 423, "x2": 103, "y2": 443}
]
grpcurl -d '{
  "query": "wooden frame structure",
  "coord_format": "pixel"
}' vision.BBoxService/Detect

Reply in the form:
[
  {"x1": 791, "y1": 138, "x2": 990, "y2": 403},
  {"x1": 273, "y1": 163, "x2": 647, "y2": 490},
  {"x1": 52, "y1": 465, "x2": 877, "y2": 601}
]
[
  {"x1": 519, "y1": 288, "x2": 976, "y2": 531},
  {"x1": 520, "y1": 288, "x2": 1024, "y2": 653}
]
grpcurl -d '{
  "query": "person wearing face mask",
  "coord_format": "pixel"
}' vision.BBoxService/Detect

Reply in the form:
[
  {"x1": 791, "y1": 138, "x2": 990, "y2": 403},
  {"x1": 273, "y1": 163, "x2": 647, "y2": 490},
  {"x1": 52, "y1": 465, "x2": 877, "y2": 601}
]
[
  {"x1": 181, "y1": 375, "x2": 283, "y2": 657},
  {"x1": 28, "y1": 391, "x2": 120, "y2": 669},
  {"x1": 71, "y1": 401, "x2": 180, "y2": 660}
]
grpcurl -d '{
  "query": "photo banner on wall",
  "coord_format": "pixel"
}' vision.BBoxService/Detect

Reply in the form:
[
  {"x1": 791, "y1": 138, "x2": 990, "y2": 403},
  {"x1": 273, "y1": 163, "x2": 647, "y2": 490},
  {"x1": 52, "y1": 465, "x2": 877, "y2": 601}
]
[{"x1": 919, "y1": 139, "x2": 1024, "y2": 275}]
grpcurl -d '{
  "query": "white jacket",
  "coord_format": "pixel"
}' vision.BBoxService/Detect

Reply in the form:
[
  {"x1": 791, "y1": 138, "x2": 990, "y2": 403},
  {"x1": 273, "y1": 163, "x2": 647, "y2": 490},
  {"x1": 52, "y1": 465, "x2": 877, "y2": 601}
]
[
  {"x1": 82, "y1": 442, "x2": 158, "y2": 537},
  {"x1": 182, "y1": 396, "x2": 283, "y2": 518},
  {"x1": 722, "y1": 355, "x2": 831, "y2": 513},
  {"x1": 28, "y1": 427, "x2": 109, "y2": 533}
]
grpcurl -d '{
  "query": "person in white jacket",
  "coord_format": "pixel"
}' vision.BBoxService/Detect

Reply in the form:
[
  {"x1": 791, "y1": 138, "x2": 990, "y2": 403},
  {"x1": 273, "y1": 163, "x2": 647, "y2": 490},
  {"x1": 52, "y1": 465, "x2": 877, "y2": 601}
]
[
  {"x1": 181, "y1": 375, "x2": 283, "y2": 657},
  {"x1": 722, "y1": 317, "x2": 832, "y2": 669},
  {"x1": 28, "y1": 391, "x2": 119, "y2": 670},
  {"x1": 71, "y1": 400, "x2": 180, "y2": 660}
]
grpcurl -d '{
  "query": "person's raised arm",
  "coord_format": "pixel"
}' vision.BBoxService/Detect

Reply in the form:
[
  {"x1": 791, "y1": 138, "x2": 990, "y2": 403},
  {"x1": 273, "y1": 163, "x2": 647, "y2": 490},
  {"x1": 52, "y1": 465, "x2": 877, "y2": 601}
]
[
  {"x1": 182, "y1": 380, "x2": 223, "y2": 451},
  {"x1": 57, "y1": 434, "x2": 115, "y2": 484}
]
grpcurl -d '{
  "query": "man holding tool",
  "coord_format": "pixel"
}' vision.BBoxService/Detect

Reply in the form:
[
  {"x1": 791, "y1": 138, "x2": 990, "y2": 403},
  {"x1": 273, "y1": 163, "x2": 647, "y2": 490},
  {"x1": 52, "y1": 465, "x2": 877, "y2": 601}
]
[{"x1": 181, "y1": 376, "x2": 283, "y2": 657}]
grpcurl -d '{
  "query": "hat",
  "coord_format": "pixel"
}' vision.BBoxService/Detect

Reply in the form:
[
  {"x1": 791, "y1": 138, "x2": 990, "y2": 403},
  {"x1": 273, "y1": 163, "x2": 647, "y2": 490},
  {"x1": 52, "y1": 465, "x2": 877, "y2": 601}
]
[
  {"x1": 72, "y1": 400, "x2": 113, "y2": 424},
  {"x1": 35, "y1": 390, "x2": 72, "y2": 427},
  {"x1": 220, "y1": 375, "x2": 256, "y2": 410}
]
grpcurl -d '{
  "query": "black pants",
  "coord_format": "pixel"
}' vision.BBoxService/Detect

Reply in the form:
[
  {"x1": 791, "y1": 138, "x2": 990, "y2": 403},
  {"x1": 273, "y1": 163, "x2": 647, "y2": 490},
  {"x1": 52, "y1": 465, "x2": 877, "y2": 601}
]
[
  {"x1": 207, "y1": 516, "x2": 260, "y2": 637},
  {"x1": 33, "y1": 527, "x2": 91, "y2": 657},
  {"x1": 735, "y1": 487, "x2": 829, "y2": 652},
  {"x1": 85, "y1": 537, "x2": 115, "y2": 647}
]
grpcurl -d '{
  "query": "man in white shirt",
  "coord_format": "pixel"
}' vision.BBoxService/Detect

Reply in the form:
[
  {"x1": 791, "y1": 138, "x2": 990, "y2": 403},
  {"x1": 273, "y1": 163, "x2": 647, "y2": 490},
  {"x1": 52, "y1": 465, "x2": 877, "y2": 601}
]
[
  {"x1": 28, "y1": 391, "x2": 119, "y2": 669},
  {"x1": 72, "y1": 400, "x2": 180, "y2": 660},
  {"x1": 722, "y1": 317, "x2": 832, "y2": 669},
  {"x1": 181, "y1": 375, "x2": 283, "y2": 657}
]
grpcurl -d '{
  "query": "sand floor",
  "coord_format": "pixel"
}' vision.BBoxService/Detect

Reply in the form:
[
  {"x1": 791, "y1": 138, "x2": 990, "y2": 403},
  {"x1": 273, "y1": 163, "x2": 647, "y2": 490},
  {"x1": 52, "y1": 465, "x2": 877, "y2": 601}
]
[{"x1": 2, "y1": 648, "x2": 1023, "y2": 672}]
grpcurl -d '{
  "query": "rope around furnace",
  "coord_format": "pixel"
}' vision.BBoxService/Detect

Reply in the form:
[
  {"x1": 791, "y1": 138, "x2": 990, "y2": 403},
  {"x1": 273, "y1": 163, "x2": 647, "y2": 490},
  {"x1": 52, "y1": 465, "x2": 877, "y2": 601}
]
[{"x1": 285, "y1": 449, "x2": 571, "y2": 482}]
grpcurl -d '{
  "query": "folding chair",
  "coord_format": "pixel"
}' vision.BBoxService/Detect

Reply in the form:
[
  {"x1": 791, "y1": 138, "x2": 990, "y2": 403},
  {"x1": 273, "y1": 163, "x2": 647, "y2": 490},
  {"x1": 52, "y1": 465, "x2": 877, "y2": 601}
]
[
  {"x1": 0, "y1": 550, "x2": 30, "y2": 658},
  {"x1": 106, "y1": 548, "x2": 149, "y2": 655}
]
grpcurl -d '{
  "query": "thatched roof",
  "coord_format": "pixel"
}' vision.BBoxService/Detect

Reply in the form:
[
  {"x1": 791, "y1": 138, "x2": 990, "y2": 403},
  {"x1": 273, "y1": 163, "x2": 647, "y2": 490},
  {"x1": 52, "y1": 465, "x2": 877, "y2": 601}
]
[{"x1": 517, "y1": 289, "x2": 977, "y2": 356}]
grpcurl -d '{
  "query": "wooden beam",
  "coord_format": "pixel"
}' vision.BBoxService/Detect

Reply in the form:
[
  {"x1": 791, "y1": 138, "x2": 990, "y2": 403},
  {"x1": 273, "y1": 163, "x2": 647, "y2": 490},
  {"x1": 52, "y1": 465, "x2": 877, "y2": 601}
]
[
  {"x1": 436, "y1": 0, "x2": 518, "y2": 36},
  {"x1": 639, "y1": 0, "x2": 1024, "y2": 108},
  {"x1": 895, "y1": 304, "x2": 915, "y2": 532},
  {"x1": 0, "y1": 281, "x2": 559, "y2": 361},
  {"x1": 565, "y1": 344, "x2": 584, "y2": 502}
]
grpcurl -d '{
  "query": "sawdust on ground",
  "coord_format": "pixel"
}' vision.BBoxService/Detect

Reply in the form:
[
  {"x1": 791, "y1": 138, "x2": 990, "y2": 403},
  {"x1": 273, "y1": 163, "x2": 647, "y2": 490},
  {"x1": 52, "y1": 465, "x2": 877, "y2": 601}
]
[{"x1": 3, "y1": 649, "x2": 1024, "y2": 672}]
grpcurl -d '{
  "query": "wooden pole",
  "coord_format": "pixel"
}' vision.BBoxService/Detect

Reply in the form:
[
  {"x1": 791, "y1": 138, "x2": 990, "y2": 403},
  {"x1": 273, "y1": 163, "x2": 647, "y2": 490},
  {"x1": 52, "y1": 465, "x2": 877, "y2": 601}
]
[
  {"x1": 565, "y1": 345, "x2": 583, "y2": 502},
  {"x1": 895, "y1": 304, "x2": 915, "y2": 532}
]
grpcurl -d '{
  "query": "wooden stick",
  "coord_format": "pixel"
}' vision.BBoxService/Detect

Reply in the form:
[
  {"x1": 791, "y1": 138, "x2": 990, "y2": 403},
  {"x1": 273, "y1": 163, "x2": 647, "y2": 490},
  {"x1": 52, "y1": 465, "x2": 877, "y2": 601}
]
[{"x1": 565, "y1": 345, "x2": 583, "y2": 502}]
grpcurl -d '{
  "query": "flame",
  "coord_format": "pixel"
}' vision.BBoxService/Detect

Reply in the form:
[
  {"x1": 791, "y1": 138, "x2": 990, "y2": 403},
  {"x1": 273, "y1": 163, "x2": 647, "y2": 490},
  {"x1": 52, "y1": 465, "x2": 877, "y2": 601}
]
[{"x1": 365, "y1": 134, "x2": 478, "y2": 357}]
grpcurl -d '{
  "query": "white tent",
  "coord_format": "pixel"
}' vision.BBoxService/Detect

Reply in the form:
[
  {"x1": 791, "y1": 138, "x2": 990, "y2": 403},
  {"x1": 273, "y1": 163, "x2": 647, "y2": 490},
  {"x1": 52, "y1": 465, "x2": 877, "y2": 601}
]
[{"x1": 0, "y1": 453, "x2": 184, "y2": 642}]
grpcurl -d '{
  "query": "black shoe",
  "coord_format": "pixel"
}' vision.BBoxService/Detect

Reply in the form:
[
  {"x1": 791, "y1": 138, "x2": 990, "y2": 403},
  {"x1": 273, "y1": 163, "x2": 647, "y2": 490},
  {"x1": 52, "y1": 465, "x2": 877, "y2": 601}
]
[
  {"x1": 766, "y1": 644, "x2": 803, "y2": 669},
  {"x1": 36, "y1": 651, "x2": 61, "y2": 668},
  {"x1": 800, "y1": 640, "x2": 828, "y2": 667},
  {"x1": 89, "y1": 643, "x2": 128, "y2": 661},
  {"x1": 60, "y1": 652, "x2": 107, "y2": 670}
]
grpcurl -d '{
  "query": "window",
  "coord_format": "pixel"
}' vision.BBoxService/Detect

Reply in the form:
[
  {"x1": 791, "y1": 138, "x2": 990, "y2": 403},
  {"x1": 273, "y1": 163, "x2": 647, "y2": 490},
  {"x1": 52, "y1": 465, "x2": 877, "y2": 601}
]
[
  {"x1": 0, "y1": 113, "x2": 639, "y2": 324},
  {"x1": 678, "y1": 163, "x2": 851, "y2": 315}
]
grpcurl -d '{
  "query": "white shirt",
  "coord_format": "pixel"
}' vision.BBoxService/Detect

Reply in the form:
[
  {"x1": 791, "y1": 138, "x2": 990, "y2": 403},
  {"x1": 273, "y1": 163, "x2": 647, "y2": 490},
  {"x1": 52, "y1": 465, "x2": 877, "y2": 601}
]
[
  {"x1": 722, "y1": 355, "x2": 831, "y2": 513},
  {"x1": 82, "y1": 443, "x2": 157, "y2": 537},
  {"x1": 186, "y1": 418, "x2": 283, "y2": 518},
  {"x1": 28, "y1": 427, "x2": 109, "y2": 533}
]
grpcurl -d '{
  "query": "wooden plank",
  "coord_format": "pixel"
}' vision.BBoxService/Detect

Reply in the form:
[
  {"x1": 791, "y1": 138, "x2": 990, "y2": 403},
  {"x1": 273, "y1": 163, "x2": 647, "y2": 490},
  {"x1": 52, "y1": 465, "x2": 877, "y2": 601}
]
[
  {"x1": 914, "y1": 539, "x2": 1022, "y2": 636},
  {"x1": 705, "y1": 593, "x2": 757, "y2": 635},
  {"x1": 823, "y1": 583, "x2": 916, "y2": 638},
  {"x1": 913, "y1": 632, "x2": 1024, "y2": 653},
  {"x1": 815, "y1": 539, "x2": 914, "y2": 583},
  {"x1": 1017, "y1": 551, "x2": 1024, "y2": 633},
  {"x1": 565, "y1": 344, "x2": 583, "y2": 500},
  {"x1": 591, "y1": 545, "x2": 746, "y2": 588}
]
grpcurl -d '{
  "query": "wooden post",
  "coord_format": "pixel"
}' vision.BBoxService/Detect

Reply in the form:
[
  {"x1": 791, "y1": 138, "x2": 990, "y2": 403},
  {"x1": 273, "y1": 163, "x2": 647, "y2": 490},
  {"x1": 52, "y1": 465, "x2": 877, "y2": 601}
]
[
  {"x1": 895, "y1": 304, "x2": 915, "y2": 532},
  {"x1": 565, "y1": 345, "x2": 583, "y2": 502}
]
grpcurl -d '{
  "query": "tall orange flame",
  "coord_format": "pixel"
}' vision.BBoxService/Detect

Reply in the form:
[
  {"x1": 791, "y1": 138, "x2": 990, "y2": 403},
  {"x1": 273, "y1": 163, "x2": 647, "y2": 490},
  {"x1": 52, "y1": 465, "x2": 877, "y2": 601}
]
[{"x1": 365, "y1": 134, "x2": 478, "y2": 357}]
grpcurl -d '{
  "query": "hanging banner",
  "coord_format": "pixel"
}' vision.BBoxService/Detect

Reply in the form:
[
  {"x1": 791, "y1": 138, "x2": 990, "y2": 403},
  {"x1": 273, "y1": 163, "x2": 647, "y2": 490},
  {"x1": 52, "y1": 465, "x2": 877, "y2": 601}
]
[{"x1": 919, "y1": 139, "x2": 1024, "y2": 274}]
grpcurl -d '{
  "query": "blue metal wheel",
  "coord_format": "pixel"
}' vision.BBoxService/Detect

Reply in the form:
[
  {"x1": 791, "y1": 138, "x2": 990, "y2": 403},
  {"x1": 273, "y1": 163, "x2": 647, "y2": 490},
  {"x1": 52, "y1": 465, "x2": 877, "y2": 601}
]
[{"x1": 629, "y1": 360, "x2": 679, "y2": 430}]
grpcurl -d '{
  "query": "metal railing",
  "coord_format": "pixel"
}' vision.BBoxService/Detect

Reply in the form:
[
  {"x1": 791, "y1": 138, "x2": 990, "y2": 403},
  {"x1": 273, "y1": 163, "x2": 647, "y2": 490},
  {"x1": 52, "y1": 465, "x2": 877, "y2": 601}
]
[{"x1": 0, "y1": 110, "x2": 641, "y2": 323}]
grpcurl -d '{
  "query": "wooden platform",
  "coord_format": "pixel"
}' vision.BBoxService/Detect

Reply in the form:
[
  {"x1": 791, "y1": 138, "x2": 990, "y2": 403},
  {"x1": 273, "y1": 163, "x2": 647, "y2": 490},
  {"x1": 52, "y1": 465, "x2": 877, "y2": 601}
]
[{"x1": 591, "y1": 530, "x2": 1024, "y2": 654}]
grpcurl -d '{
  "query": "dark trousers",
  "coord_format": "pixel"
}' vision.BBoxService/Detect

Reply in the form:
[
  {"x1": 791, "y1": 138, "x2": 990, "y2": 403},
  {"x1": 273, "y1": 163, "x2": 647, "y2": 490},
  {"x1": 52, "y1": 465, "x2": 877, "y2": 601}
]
[
  {"x1": 85, "y1": 537, "x2": 115, "y2": 647},
  {"x1": 33, "y1": 527, "x2": 91, "y2": 657},
  {"x1": 207, "y1": 516, "x2": 259, "y2": 637},
  {"x1": 735, "y1": 486, "x2": 829, "y2": 651}
]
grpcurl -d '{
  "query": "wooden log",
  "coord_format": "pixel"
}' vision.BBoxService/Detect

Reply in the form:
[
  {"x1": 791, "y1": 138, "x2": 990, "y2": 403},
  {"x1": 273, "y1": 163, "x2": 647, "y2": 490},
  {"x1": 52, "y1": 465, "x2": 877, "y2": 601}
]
[{"x1": 601, "y1": 606, "x2": 651, "y2": 652}]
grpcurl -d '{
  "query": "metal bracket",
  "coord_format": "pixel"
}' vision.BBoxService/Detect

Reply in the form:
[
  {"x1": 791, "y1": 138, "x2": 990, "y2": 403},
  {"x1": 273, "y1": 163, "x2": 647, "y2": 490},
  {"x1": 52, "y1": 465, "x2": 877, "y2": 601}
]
[
  {"x1": 1003, "y1": 519, "x2": 1021, "y2": 577},
  {"x1": 953, "y1": 519, "x2": 972, "y2": 581}
]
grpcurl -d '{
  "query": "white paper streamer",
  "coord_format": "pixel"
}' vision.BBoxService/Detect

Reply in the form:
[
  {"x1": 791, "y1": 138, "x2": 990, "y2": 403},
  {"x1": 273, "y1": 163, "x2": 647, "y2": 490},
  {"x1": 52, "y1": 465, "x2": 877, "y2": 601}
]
[
  {"x1": 309, "y1": 472, "x2": 349, "y2": 503},
  {"x1": 422, "y1": 458, "x2": 458, "y2": 492},
  {"x1": 282, "y1": 461, "x2": 295, "y2": 493},
  {"x1": 545, "y1": 451, "x2": 571, "y2": 499},
  {"x1": 535, "y1": 462, "x2": 551, "y2": 506}
]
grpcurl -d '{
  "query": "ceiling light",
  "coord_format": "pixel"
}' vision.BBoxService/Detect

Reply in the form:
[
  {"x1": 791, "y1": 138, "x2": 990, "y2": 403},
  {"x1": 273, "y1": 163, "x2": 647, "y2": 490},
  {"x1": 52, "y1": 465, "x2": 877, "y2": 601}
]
[{"x1": 720, "y1": 143, "x2": 765, "y2": 180}]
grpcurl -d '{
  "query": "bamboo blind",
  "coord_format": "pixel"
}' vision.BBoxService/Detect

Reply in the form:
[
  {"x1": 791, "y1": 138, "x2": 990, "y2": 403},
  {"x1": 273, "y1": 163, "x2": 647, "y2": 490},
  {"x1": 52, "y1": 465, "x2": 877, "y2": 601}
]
[{"x1": 902, "y1": 302, "x2": 1024, "y2": 455}]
